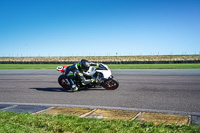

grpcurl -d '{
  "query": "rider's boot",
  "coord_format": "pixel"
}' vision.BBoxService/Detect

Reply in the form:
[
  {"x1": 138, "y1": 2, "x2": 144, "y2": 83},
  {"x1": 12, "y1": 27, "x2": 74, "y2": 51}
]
[
  {"x1": 71, "y1": 84, "x2": 78, "y2": 92},
  {"x1": 68, "y1": 79, "x2": 78, "y2": 92}
]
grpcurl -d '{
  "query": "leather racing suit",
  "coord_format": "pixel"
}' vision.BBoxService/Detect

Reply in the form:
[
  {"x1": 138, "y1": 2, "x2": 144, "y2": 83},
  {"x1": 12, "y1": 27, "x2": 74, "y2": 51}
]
[{"x1": 65, "y1": 60, "x2": 99, "y2": 91}]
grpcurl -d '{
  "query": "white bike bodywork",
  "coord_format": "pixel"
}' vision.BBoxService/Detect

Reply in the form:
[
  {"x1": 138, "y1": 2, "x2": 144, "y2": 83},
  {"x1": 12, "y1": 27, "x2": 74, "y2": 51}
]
[{"x1": 83, "y1": 64, "x2": 112, "y2": 79}]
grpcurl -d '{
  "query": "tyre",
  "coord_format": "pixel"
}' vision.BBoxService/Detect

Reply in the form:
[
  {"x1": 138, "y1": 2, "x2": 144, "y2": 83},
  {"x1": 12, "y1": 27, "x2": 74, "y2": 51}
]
[
  {"x1": 58, "y1": 75, "x2": 70, "y2": 90},
  {"x1": 102, "y1": 78, "x2": 119, "y2": 90}
]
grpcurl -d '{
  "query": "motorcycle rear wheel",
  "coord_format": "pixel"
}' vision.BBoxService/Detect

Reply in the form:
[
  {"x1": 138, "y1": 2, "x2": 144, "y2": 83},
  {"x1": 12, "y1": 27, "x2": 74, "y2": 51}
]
[
  {"x1": 58, "y1": 75, "x2": 70, "y2": 90},
  {"x1": 102, "y1": 78, "x2": 119, "y2": 90}
]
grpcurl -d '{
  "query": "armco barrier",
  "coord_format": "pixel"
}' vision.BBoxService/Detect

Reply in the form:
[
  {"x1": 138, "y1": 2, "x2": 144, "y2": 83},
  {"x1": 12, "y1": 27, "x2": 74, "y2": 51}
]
[{"x1": 0, "y1": 60, "x2": 200, "y2": 64}]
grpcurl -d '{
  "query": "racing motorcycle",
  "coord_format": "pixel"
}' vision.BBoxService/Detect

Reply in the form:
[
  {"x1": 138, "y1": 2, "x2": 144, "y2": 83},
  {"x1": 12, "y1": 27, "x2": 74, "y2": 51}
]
[{"x1": 56, "y1": 63, "x2": 119, "y2": 90}]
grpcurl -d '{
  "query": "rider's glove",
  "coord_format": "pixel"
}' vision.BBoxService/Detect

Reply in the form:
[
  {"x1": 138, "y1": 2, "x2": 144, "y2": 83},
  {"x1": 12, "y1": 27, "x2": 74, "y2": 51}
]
[{"x1": 91, "y1": 78, "x2": 96, "y2": 83}]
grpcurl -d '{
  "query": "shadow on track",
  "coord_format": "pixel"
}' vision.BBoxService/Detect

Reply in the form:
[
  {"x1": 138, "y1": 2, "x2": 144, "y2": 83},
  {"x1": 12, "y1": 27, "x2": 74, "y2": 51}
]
[
  {"x1": 30, "y1": 87, "x2": 68, "y2": 92},
  {"x1": 30, "y1": 87, "x2": 105, "y2": 92}
]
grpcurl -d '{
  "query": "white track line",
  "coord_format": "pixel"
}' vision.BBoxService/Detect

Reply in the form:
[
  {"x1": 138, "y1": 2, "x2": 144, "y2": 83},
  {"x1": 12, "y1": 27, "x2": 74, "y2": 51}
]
[{"x1": 1, "y1": 105, "x2": 18, "y2": 110}]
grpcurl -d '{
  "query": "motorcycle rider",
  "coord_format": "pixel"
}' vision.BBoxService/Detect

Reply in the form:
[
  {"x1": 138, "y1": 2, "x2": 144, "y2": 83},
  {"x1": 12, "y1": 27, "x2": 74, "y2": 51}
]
[{"x1": 65, "y1": 59, "x2": 99, "y2": 91}]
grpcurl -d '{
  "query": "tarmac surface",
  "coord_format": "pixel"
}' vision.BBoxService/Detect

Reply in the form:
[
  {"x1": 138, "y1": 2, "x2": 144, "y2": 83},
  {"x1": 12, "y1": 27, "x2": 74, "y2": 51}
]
[{"x1": 0, "y1": 69, "x2": 200, "y2": 125}]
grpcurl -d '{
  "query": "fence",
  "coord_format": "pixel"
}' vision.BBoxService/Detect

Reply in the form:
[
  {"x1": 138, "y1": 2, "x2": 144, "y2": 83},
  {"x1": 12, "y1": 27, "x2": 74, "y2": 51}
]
[{"x1": 0, "y1": 60, "x2": 200, "y2": 64}]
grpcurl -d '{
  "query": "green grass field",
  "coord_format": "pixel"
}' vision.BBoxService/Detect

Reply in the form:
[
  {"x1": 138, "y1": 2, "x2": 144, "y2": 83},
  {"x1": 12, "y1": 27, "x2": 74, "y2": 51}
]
[
  {"x1": 0, "y1": 111, "x2": 200, "y2": 133},
  {"x1": 0, "y1": 63, "x2": 200, "y2": 69}
]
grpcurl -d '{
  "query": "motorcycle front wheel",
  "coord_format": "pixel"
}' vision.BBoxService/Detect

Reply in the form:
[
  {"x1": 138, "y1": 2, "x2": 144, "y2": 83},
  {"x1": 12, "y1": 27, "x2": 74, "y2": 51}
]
[
  {"x1": 58, "y1": 75, "x2": 70, "y2": 90},
  {"x1": 102, "y1": 78, "x2": 119, "y2": 90}
]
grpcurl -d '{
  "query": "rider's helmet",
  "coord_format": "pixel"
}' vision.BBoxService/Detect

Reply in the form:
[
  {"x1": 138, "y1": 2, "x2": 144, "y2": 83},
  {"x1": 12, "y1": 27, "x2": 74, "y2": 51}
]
[{"x1": 80, "y1": 59, "x2": 90, "y2": 71}]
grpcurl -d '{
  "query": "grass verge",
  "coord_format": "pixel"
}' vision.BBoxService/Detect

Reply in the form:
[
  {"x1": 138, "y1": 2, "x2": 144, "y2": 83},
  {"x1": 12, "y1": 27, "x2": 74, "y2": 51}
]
[
  {"x1": 0, "y1": 63, "x2": 200, "y2": 69},
  {"x1": 108, "y1": 63, "x2": 200, "y2": 69},
  {"x1": 0, "y1": 111, "x2": 200, "y2": 133},
  {"x1": 0, "y1": 64, "x2": 71, "y2": 69}
]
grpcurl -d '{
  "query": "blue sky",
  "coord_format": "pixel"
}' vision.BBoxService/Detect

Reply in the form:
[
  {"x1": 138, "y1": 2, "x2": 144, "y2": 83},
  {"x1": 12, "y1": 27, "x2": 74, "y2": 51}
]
[{"x1": 0, "y1": 0, "x2": 200, "y2": 57}]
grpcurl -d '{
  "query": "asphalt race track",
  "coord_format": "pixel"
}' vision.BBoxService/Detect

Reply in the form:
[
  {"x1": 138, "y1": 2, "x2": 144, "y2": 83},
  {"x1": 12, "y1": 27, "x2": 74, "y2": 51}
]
[{"x1": 0, "y1": 69, "x2": 200, "y2": 115}]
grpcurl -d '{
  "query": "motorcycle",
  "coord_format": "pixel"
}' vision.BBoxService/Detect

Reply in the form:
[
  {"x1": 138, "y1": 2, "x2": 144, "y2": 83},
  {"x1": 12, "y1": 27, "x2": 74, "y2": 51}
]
[{"x1": 56, "y1": 63, "x2": 119, "y2": 90}]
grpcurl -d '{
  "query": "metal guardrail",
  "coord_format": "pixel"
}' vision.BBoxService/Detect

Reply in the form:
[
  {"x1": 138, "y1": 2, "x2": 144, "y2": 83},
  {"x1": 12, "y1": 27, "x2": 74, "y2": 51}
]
[{"x1": 0, "y1": 60, "x2": 200, "y2": 64}]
